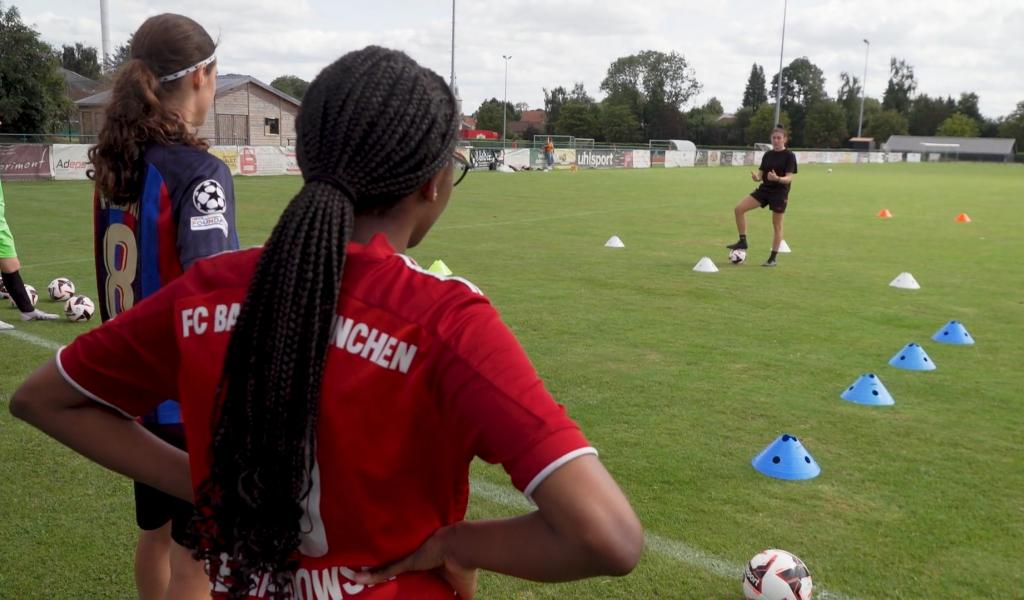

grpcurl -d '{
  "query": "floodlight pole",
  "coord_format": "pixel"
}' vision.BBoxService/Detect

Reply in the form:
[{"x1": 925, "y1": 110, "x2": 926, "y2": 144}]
[
  {"x1": 100, "y1": 0, "x2": 111, "y2": 73},
  {"x1": 502, "y1": 55, "x2": 511, "y2": 149},
  {"x1": 773, "y1": 0, "x2": 788, "y2": 128},
  {"x1": 857, "y1": 39, "x2": 870, "y2": 137},
  {"x1": 449, "y1": 0, "x2": 455, "y2": 88}
]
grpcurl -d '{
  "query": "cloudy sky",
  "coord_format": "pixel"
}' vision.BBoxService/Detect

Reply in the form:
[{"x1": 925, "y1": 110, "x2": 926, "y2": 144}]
[{"x1": 21, "y1": 0, "x2": 1024, "y2": 119}]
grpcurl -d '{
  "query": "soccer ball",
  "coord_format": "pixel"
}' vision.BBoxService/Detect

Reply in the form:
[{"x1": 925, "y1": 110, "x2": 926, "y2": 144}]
[
  {"x1": 194, "y1": 180, "x2": 226, "y2": 213},
  {"x1": 48, "y1": 277, "x2": 76, "y2": 301},
  {"x1": 64, "y1": 295, "x2": 96, "y2": 322},
  {"x1": 729, "y1": 249, "x2": 747, "y2": 264},
  {"x1": 743, "y1": 549, "x2": 813, "y2": 600},
  {"x1": 10, "y1": 284, "x2": 38, "y2": 308},
  {"x1": 827, "y1": 168, "x2": 833, "y2": 173},
  {"x1": 0, "y1": 277, "x2": 7, "y2": 299}
]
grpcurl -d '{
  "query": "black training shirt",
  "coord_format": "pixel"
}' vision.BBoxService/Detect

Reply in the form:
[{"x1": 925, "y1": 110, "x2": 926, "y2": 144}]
[{"x1": 757, "y1": 149, "x2": 798, "y2": 195}]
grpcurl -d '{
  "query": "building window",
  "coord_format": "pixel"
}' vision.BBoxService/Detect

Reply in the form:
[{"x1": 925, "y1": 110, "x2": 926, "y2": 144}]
[{"x1": 265, "y1": 117, "x2": 280, "y2": 135}]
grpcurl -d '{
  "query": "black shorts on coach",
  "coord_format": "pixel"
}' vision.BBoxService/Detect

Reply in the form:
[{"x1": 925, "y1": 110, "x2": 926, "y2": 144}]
[
  {"x1": 751, "y1": 189, "x2": 788, "y2": 214},
  {"x1": 134, "y1": 423, "x2": 193, "y2": 545}
]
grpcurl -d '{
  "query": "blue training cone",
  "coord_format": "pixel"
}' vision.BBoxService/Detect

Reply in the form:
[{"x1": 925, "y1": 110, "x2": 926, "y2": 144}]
[
  {"x1": 932, "y1": 320, "x2": 974, "y2": 345},
  {"x1": 841, "y1": 373, "x2": 895, "y2": 406},
  {"x1": 752, "y1": 433, "x2": 821, "y2": 480},
  {"x1": 888, "y1": 343, "x2": 937, "y2": 371}
]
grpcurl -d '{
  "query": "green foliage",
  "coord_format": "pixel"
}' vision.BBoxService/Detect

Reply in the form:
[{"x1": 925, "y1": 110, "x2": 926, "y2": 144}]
[
  {"x1": 600, "y1": 50, "x2": 701, "y2": 140},
  {"x1": 770, "y1": 57, "x2": 827, "y2": 146},
  {"x1": 836, "y1": 72, "x2": 863, "y2": 134},
  {"x1": 553, "y1": 100, "x2": 596, "y2": 138},
  {"x1": 474, "y1": 98, "x2": 521, "y2": 134},
  {"x1": 0, "y1": 3, "x2": 73, "y2": 133},
  {"x1": 745, "y1": 104, "x2": 790, "y2": 145},
  {"x1": 867, "y1": 109, "x2": 909, "y2": 141},
  {"x1": 543, "y1": 86, "x2": 568, "y2": 134},
  {"x1": 936, "y1": 112, "x2": 981, "y2": 137},
  {"x1": 804, "y1": 99, "x2": 848, "y2": 148},
  {"x1": 882, "y1": 57, "x2": 917, "y2": 115},
  {"x1": 997, "y1": 100, "x2": 1024, "y2": 147},
  {"x1": 59, "y1": 43, "x2": 101, "y2": 80},
  {"x1": 741, "y1": 63, "x2": 767, "y2": 110},
  {"x1": 909, "y1": 94, "x2": 956, "y2": 136},
  {"x1": 955, "y1": 92, "x2": 982, "y2": 123},
  {"x1": 269, "y1": 75, "x2": 309, "y2": 101},
  {"x1": 597, "y1": 101, "x2": 641, "y2": 143},
  {"x1": 103, "y1": 35, "x2": 132, "y2": 74}
]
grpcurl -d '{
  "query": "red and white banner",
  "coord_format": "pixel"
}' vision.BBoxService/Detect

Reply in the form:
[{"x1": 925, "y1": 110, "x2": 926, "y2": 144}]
[{"x1": 0, "y1": 144, "x2": 53, "y2": 180}]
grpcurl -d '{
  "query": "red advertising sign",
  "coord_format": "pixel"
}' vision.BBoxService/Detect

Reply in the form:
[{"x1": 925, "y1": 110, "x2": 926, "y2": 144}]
[{"x1": 0, "y1": 145, "x2": 52, "y2": 180}]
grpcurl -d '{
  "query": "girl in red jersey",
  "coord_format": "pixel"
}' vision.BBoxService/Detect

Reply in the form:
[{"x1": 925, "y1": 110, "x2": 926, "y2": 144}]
[
  {"x1": 87, "y1": 13, "x2": 238, "y2": 600},
  {"x1": 12, "y1": 46, "x2": 642, "y2": 599}
]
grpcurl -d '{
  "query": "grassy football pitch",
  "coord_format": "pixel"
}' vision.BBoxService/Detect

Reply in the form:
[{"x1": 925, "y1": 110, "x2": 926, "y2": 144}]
[{"x1": 1, "y1": 162, "x2": 1022, "y2": 598}]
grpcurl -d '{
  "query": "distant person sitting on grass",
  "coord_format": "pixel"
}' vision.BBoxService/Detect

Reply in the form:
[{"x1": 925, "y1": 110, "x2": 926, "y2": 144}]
[
  {"x1": 726, "y1": 125, "x2": 798, "y2": 267},
  {"x1": 0, "y1": 174, "x2": 59, "y2": 330}
]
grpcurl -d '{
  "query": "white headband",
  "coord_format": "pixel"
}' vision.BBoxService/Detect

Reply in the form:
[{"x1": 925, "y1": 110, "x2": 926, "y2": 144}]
[{"x1": 158, "y1": 54, "x2": 216, "y2": 83}]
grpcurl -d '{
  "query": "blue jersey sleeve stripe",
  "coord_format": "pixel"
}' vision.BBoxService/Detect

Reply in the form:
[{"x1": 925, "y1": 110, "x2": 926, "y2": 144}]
[{"x1": 139, "y1": 165, "x2": 163, "y2": 299}]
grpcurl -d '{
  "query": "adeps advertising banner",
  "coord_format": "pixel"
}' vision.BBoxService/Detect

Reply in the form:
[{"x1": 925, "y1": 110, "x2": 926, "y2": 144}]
[{"x1": 52, "y1": 144, "x2": 91, "y2": 180}]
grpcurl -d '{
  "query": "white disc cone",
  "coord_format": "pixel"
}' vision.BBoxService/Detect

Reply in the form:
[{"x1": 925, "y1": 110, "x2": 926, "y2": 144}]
[
  {"x1": 604, "y1": 235, "x2": 625, "y2": 248},
  {"x1": 778, "y1": 239, "x2": 791, "y2": 253},
  {"x1": 889, "y1": 272, "x2": 920, "y2": 289},
  {"x1": 693, "y1": 256, "x2": 719, "y2": 272}
]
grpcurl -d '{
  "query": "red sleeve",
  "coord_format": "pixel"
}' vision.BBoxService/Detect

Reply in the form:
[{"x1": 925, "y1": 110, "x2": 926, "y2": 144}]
[
  {"x1": 436, "y1": 294, "x2": 595, "y2": 499},
  {"x1": 57, "y1": 276, "x2": 183, "y2": 418}
]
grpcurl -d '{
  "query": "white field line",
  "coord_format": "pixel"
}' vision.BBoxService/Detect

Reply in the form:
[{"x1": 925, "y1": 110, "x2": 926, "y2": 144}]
[
  {"x1": 4, "y1": 332, "x2": 856, "y2": 600},
  {"x1": 470, "y1": 478, "x2": 858, "y2": 600}
]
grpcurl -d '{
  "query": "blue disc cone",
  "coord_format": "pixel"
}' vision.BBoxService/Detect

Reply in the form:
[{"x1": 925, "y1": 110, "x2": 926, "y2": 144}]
[
  {"x1": 888, "y1": 342, "x2": 937, "y2": 371},
  {"x1": 841, "y1": 373, "x2": 895, "y2": 406},
  {"x1": 932, "y1": 320, "x2": 974, "y2": 345},
  {"x1": 752, "y1": 433, "x2": 821, "y2": 480}
]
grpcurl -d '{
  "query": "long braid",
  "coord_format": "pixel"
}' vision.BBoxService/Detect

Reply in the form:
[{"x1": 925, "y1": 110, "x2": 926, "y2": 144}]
[{"x1": 184, "y1": 47, "x2": 458, "y2": 598}]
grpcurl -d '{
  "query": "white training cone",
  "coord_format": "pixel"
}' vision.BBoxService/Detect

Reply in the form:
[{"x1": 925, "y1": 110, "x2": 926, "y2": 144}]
[
  {"x1": 778, "y1": 239, "x2": 791, "y2": 253},
  {"x1": 693, "y1": 257, "x2": 719, "y2": 273},
  {"x1": 889, "y1": 272, "x2": 920, "y2": 290},
  {"x1": 604, "y1": 235, "x2": 625, "y2": 248}
]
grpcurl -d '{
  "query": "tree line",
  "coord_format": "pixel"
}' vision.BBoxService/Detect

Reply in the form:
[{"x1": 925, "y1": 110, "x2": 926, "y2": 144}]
[{"x1": 2, "y1": 1, "x2": 1023, "y2": 148}]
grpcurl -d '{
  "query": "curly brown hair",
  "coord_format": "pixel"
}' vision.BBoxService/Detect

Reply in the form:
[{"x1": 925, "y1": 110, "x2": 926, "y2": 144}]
[{"x1": 87, "y1": 14, "x2": 216, "y2": 206}]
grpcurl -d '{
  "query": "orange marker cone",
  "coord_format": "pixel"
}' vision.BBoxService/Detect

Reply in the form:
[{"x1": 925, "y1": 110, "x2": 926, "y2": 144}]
[
  {"x1": 955, "y1": 213, "x2": 971, "y2": 223},
  {"x1": 877, "y1": 209, "x2": 893, "y2": 218}
]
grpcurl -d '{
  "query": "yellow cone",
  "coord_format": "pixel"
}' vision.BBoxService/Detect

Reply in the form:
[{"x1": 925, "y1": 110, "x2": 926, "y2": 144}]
[{"x1": 428, "y1": 260, "x2": 453, "y2": 276}]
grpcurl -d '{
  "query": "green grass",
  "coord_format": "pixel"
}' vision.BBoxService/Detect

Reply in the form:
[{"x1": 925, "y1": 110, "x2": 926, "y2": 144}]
[{"x1": 2, "y1": 163, "x2": 1022, "y2": 598}]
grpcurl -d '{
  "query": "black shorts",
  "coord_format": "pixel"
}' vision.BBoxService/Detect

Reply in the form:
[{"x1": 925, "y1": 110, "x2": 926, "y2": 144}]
[
  {"x1": 134, "y1": 423, "x2": 193, "y2": 545},
  {"x1": 751, "y1": 189, "x2": 788, "y2": 214}
]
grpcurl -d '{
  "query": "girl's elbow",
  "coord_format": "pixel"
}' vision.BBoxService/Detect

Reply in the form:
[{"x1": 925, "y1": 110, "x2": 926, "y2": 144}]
[
  {"x1": 584, "y1": 512, "x2": 644, "y2": 576},
  {"x1": 9, "y1": 386, "x2": 35, "y2": 423}
]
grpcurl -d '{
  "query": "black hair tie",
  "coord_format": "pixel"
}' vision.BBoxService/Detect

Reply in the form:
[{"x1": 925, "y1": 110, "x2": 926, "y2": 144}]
[{"x1": 304, "y1": 174, "x2": 356, "y2": 200}]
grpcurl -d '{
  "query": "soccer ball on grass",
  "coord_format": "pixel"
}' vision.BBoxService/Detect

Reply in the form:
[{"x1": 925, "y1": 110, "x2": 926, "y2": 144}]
[
  {"x1": 48, "y1": 277, "x2": 76, "y2": 301},
  {"x1": 742, "y1": 549, "x2": 812, "y2": 600},
  {"x1": 729, "y1": 249, "x2": 747, "y2": 264},
  {"x1": 64, "y1": 295, "x2": 96, "y2": 322}
]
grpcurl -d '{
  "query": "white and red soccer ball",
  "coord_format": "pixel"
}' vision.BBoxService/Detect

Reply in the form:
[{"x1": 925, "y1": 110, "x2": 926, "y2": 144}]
[
  {"x1": 743, "y1": 549, "x2": 813, "y2": 600},
  {"x1": 64, "y1": 295, "x2": 95, "y2": 322},
  {"x1": 48, "y1": 277, "x2": 76, "y2": 301}
]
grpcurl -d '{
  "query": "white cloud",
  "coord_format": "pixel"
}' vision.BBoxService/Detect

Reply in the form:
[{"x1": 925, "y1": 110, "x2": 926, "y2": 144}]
[{"x1": 22, "y1": 0, "x2": 1023, "y2": 119}]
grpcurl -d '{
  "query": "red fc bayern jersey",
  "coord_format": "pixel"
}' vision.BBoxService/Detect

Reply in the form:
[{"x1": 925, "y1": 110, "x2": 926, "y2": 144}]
[{"x1": 57, "y1": 233, "x2": 594, "y2": 599}]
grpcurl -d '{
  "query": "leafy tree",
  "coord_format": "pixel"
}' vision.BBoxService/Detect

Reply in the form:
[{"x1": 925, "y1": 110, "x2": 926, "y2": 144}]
[
  {"x1": 702, "y1": 97, "x2": 724, "y2": 117},
  {"x1": 882, "y1": 57, "x2": 916, "y2": 115},
  {"x1": 997, "y1": 100, "x2": 1024, "y2": 147},
  {"x1": 597, "y1": 102, "x2": 641, "y2": 142},
  {"x1": 543, "y1": 86, "x2": 568, "y2": 134},
  {"x1": 742, "y1": 64, "x2": 767, "y2": 110},
  {"x1": 866, "y1": 109, "x2": 908, "y2": 142},
  {"x1": 770, "y1": 57, "x2": 826, "y2": 145},
  {"x1": 936, "y1": 112, "x2": 980, "y2": 137},
  {"x1": 474, "y1": 97, "x2": 520, "y2": 133},
  {"x1": 270, "y1": 75, "x2": 309, "y2": 101},
  {"x1": 514, "y1": 102, "x2": 530, "y2": 113},
  {"x1": 979, "y1": 118, "x2": 999, "y2": 138},
  {"x1": 104, "y1": 35, "x2": 132, "y2": 74},
  {"x1": 836, "y1": 72, "x2": 864, "y2": 134},
  {"x1": 600, "y1": 50, "x2": 701, "y2": 139},
  {"x1": 908, "y1": 94, "x2": 955, "y2": 136},
  {"x1": 554, "y1": 101, "x2": 597, "y2": 138},
  {"x1": 955, "y1": 92, "x2": 982, "y2": 123},
  {"x1": 59, "y1": 42, "x2": 101, "y2": 79},
  {"x1": 804, "y1": 100, "x2": 848, "y2": 147},
  {"x1": 569, "y1": 82, "x2": 593, "y2": 104},
  {"x1": 745, "y1": 104, "x2": 790, "y2": 145},
  {"x1": 0, "y1": 3, "x2": 73, "y2": 133}
]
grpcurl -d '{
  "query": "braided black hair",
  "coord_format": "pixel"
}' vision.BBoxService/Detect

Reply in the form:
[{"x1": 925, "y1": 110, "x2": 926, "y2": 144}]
[{"x1": 184, "y1": 46, "x2": 459, "y2": 598}]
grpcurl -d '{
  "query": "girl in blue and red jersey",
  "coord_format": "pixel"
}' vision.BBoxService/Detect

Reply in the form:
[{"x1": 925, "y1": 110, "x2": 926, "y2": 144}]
[
  {"x1": 85, "y1": 13, "x2": 238, "y2": 600},
  {"x1": 13, "y1": 47, "x2": 642, "y2": 599}
]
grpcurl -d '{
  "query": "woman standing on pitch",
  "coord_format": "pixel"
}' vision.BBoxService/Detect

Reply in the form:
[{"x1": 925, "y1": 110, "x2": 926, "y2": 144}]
[
  {"x1": 86, "y1": 13, "x2": 238, "y2": 600},
  {"x1": 0, "y1": 174, "x2": 59, "y2": 329},
  {"x1": 726, "y1": 125, "x2": 797, "y2": 266},
  {"x1": 12, "y1": 47, "x2": 642, "y2": 599}
]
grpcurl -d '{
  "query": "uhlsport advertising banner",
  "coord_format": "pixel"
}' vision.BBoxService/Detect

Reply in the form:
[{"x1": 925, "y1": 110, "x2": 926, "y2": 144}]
[
  {"x1": 52, "y1": 144, "x2": 91, "y2": 180},
  {"x1": 576, "y1": 149, "x2": 616, "y2": 169},
  {"x1": 0, "y1": 145, "x2": 53, "y2": 180}
]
